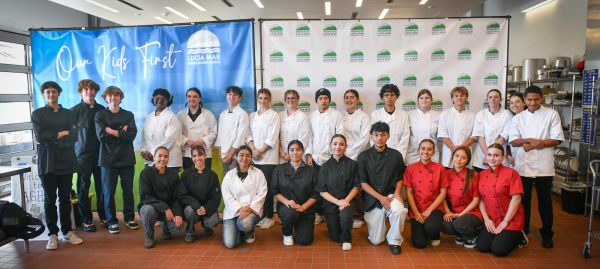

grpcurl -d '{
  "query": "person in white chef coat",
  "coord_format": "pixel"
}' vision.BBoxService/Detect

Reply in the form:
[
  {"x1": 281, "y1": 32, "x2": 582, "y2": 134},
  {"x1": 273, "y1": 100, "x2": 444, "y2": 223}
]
[
  {"x1": 247, "y1": 88, "x2": 281, "y2": 230},
  {"x1": 406, "y1": 89, "x2": 440, "y2": 165},
  {"x1": 437, "y1": 86, "x2": 476, "y2": 168},
  {"x1": 370, "y1": 84, "x2": 410, "y2": 161},
  {"x1": 343, "y1": 89, "x2": 370, "y2": 161},
  {"x1": 177, "y1": 87, "x2": 217, "y2": 172},
  {"x1": 472, "y1": 89, "x2": 513, "y2": 172},
  {"x1": 140, "y1": 88, "x2": 183, "y2": 169},
  {"x1": 278, "y1": 89, "x2": 312, "y2": 164},
  {"x1": 215, "y1": 86, "x2": 250, "y2": 176}
]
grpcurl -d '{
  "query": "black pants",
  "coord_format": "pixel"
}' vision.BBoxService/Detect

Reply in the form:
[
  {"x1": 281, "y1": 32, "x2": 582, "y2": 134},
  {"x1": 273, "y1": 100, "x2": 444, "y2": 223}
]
[
  {"x1": 474, "y1": 166, "x2": 485, "y2": 173},
  {"x1": 254, "y1": 164, "x2": 276, "y2": 219},
  {"x1": 324, "y1": 202, "x2": 356, "y2": 243},
  {"x1": 441, "y1": 213, "x2": 483, "y2": 240},
  {"x1": 40, "y1": 173, "x2": 73, "y2": 235},
  {"x1": 77, "y1": 165, "x2": 106, "y2": 224},
  {"x1": 477, "y1": 229, "x2": 521, "y2": 257},
  {"x1": 411, "y1": 209, "x2": 444, "y2": 249},
  {"x1": 182, "y1": 157, "x2": 212, "y2": 172},
  {"x1": 311, "y1": 163, "x2": 323, "y2": 216},
  {"x1": 278, "y1": 203, "x2": 315, "y2": 245},
  {"x1": 521, "y1": 176, "x2": 553, "y2": 237}
]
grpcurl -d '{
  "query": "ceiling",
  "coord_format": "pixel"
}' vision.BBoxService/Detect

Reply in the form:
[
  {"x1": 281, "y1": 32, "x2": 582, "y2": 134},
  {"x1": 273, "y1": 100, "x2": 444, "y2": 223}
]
[{"x1": 48, "y1": 0, "x2": 485, "y2": 26}]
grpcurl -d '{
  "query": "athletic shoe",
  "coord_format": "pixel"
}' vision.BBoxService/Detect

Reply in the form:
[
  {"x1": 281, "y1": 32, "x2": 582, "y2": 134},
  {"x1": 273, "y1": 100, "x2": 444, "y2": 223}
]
[
  {"x1": 81, "y1": 223, "x2": 97, "y2": 232},
  {"x1": 144, "y1": 237, "x2": 154, "y2": 249},
  {"x1": 100, "y1": 220, "x2": 108, "y2": 228},
  {"x1": 202, "y1": 227, "x2": 214, "y2": 236},
  {"x1": 184, "y1": 233, "x2": 195, "y2": 243},
  {"x1": 126, "y1": 221, "x2": 140, "y2": 230},
  {"x1": 518, "y1": 231, "x2": 529, "y2": 248},
  {"x1": 352, "y1": 219, "x2": 364, "y2": 229},
  {"x1": 454, "y1": 236, "x2": 465, "y2": 245},
  {"x1": 245, "y1": 232, "x2": 256, "y2": 244},
  {"x1": 389, "y1": 244, "x2": 402, "y2": 255},
  {"x1": 259, "y1": 218, "x2": 275, "y2": 229},
  {"x1": 256, "y1": 218, "x2": 268, "y2": 227},
  {"x1": 63, "y1": 231, "x2": 84, "y2": 245},
  {"x1": 108, "y1": 224, "x2": 120, "y2": 234},
  {"x1": 342, "y1": 242, "x2": 352, "y2": 251},
  {"x1": 464, "y1": 237, "x2": 477, "y2": 249},
  {"x1": 314, "y1": 213, "x2": 325, "y2": 225},
  {"x1": 46, "y1": 234, "x2": 58, "y2": 250},
  {"x1": 283, "y1": 235, "x2": 294, "y2": 246},
  {"x1": 431, "y1": 239, "x2": 441, "y2": 247}
]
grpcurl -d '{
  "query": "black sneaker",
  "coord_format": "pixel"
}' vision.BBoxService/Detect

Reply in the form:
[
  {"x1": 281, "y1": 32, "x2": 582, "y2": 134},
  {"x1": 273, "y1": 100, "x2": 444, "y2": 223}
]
[
  {"x1": 519, "y1": 231, "x2": 529, "y2": 248},
  {"x1": 100, "y1": 220, "x2": 108, "y2": 228},
  {"x1": 144, "y1": 237, "x2": 154, "y2": 249},
  {"x1": 543, "y1": 238, "x2": 554, "y2": 248},
  {"x1": 389, "y1": 244, "x2": 402, "y2": 255},
  {"x1": 108, "y1": 224, "x2": 120, "y2": 234},
  {"x1": 184, "y1": 233, "x2": 195, "y2": 243},
  {"x1": 464, "y1": 237, "x2": 477, "y2": 249},
  {"x1": 81, "y1": 223, "x2": 97, "y2": 232},
  {"x1": 126, "y1": 221, "x2": 140, "y2": 230},
  {"x1": 161, "y1": 231, "x2": 172, "y2": 241},
  {"x1": 202, "y1": 228, "x2": 214, "y2": 236},
  {"x1": 454, "y1": 236, "x2": 465, "y2": 245}
]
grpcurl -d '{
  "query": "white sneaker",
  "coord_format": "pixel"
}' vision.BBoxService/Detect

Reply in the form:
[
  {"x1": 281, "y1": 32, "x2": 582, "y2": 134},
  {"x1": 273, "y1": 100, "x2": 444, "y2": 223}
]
[
  {"x1": 352, "y1": 219, "x2": 364, "y2": 229},
  {"x1": 314, "y1": 213, "x2": 325, "y2": 225},
  {"x1": 63, "y1": 231, "x2": 84, "y2": 245},
  {"x1": 431, "y1": 239, "x2": 441, "y2": 247},
  {"x1": 259, "y1": 218, "x2": 275, "y2": 229},
  {"x1": 46, "y1": 234, "x2": 58, "y2": 250},
  {"x1": 342, "y1": 242, "x2": 352, "y2": 251},
  {"x1": 256, "y1": 218, "x2": 267, "y2": 227},
  {"x1": 283, "y1": 235, "x2": 294, "y2": 246}
]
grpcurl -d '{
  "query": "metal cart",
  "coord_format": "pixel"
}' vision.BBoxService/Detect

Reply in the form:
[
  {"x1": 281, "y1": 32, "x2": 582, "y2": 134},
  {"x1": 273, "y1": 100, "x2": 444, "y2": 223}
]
[{"x1": 584, "y1": 160, "x2": 600, "y2": 257}]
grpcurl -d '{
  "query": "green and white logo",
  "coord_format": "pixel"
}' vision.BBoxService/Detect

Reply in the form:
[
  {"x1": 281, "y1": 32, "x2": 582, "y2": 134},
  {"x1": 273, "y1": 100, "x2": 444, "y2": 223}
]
[
  {"x1": 486, "y1": 22, "x2": 501, "y2": 34},
  {"x1": 270, "y1": 50, "x2": 283, "y2": 62},
  {"x1": 404, "y1": 50, "x2": 418, "y2": 61},
  {"x1": 350, "y1": 76, "x2": 364, "y2": 87},
  {"x1": 457, "y1": 74, "x2": 472, "y2": 86},
  {"x1": 376, "y1": 99, "x2": 385, "y2": 110},
  {"x1": 465, "y1": 100, "x2": 470, "y2": 110},
  {"x1": 405, "y1": 23, "x2": 419, "y2": 35},
  {"x1": 298, "y1": 100, "x2": 311, "y2": 112},
  {"x1": 403, "y1": 75, "x2": 417, "y2": 87},
  {"x1": 272, "y1": 100, "x2": 285, "y2": 111},
  {"x1": 432, "y1": 22, "x2": 446, "y2": 35},
  {"x1": 270, "y1": 75, "x2": 284, "y2": 88},
  {"x1": 432, "y1": 99, "x2": 444, "y2": 111},
  {"x1": 377, "y1": 50, "x2": 391, "y2": 62},
  {"x1": 458, "y1": 48, "x2": 471, "y2": 61},
  {"x1": 484, "y1": 74, "x2": 499, "y2": 86},
  {"x1": 485, "y1": 48, "x2": 499, "y2": 60},
  {"x1": 459, "y1": 22, "x2": 473, "y2": 34},
  {"x1": 296, "y1": 50, "x2": 310, "y2": 62},
  {"x1": 297, "y1": 75, "x2": 310, "y2": 88},
  {"x1": 269, "y1": 25, "x2": 283, "y2": 36},
  {"x1": 431, "y1": 49, "x2": 445, "y2": 61},
  {"x1": 323, "y1": 50, "x2": 337, "y2": 62},
  {"x1": 350, "y1": 50, "x2": 364, "y2": 62},
  {"x1": 323, "y1": 24, "x2": 337, "y2": 37},
  {"x1": 377, "y1": 23, "x2": 392, "y2": 36},
  {"x1": 351, "y1": 23, "x2": 365, "y2": 36},
  {"x1": 323, "y1": 75, "x2": 337, "y2": 87},
  {"x1": 330, "y1": 101, "x2": 337, "y2": 110},
  {"x1": 358, "y1": 101, "x2": 363, "y2": 110},
  {"x1": 429, "y1": 74, "x2": 443, "y2": 87},
  {"x1": 296, "y1": 24, "x2": 310, "y2": 37},
  {"x1": 377, "y1": 75, "x2": 391, "y2": 87},
  {"x1": 402, "y1": 100, "x2": 417, "y2": 111}
]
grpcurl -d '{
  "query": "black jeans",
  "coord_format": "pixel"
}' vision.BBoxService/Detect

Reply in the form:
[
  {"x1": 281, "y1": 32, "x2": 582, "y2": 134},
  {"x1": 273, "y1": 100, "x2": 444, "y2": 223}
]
[
  {"x1": 521, "y1": 176, "x2": 553, "y2": 237},
  {"x1": 254, "y1": 164, "x2": 276, "y2": 219},
  {"x1": 77, "y1": 165, "x2": 106, "y2": 224},
  {"x1": 40, "y1": 173, "x2": 73, "y2": 235},
  {"x1": 477, "y1": 229, "x2": 521, "y2": 257},
  {"x1": 324, "y1": 202, "x2": 356, "y2": 243},
  {"x1": 278, "y1": 203, "x2": 315, "y2": 245},
  {"x1": 411, "y1": 209, "x2": 444, "y2": 249},
  {"x1": 441, "y1": 213, "x2": 483, "y2": 240},
  {"x1": 182, "y1": 157, "x2": 212, "y2": 172}
]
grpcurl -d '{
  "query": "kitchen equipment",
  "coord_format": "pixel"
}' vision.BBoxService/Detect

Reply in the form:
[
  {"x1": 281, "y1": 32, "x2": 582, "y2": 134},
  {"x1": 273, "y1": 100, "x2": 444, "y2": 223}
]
[
  {"x1": 512, "y1": 66, "x2": 523, "y2": 82},
  {"x1": 523, "y1": 58, "x2": 546, "y2": 81},
  {"x1": 555, "y1": 56, "x2": 572, "y2": 69}
]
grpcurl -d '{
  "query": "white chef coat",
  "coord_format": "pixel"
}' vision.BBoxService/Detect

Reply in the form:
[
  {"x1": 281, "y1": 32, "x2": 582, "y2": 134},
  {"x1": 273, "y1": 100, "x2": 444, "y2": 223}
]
[
  {"x1": 370, "y1": 108, "x2": 410, "y2": 161},
  {"x1": 177, "y1": 107, "x2": 217, "y2": 158},
  {"x1": 406, "y1": 108, "x2": 440, "y2": 165},
  {"x1": 221, "y1": 166, "x2": 268, "y2": 220},
  {"x1": 215, "y1": 105, "x2": 250, "y2": 159},
  {"x1": 437, "y1": 107, "x2": 476, "y2": 168},
  {"x1": 343, "y1": 109, "x2": 371, "y2": 160},
  {"x1": 508, "y1": 106, "x2": 564, "y2": 177},
  {"x1": 279, "y1": 109, "x2": 312, "y2": 163},
  {"x1": 140, "y1": 108, "x2": 182, "y2": 167},
  {"x1": 247, "y1": 108, "x2": 281, "y2": 165},
  {"x1": 472, "y1": 108, "x2": 513, "y2": 169},
  {"x1": 309, "y1": 108, "x2": 344, "y2": 166}
]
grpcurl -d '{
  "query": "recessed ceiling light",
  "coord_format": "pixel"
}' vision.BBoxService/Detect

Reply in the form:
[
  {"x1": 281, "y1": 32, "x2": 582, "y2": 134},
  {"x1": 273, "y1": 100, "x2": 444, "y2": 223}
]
[
  {"x1": 378, "y1": 8, "x2": 389, "y2": 19},
  {"x1": 297, "y1": 12, "x2": 304, "y2": 20},
  {"x1": 325, "y1": 2, "x2": 331, "y2": 16},
  {"x1": 154, "y1": 16, "x2": 172, "y2": 24},
  {"x1": 165, "y1": 7, "x2": 189, "y2": 19},
  {"x1": 419, "y1": 0, "x2": 428, "y2": 5},
  {"x1": 186, "y1": 0, "x2": 207, "y2": 12},
  {"x1": 356, "y1": 0, "x2": 363, "y2": 7},
  {"x1": 253, "y1": 0, "x2": 264, "y2": 8},
  {"x1": 85, "y1": 0, "x2": 119, "y2": 13}
]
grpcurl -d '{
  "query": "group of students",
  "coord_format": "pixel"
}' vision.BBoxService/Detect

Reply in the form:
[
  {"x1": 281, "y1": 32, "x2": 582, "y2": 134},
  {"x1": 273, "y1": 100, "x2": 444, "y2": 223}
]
[{"x1": 32, "y1": 78, "x2": 562, "y2": 258}]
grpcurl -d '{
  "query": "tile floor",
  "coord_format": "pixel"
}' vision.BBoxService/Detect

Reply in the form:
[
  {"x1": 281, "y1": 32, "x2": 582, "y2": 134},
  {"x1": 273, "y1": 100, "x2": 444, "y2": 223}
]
[{"x1": 1, "y1": 192, "x2": 600, "y2": 269}]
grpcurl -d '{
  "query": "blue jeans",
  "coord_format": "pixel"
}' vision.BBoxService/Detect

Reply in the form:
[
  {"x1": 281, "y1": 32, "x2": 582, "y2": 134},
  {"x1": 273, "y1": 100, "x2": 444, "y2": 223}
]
[
  {"x1": 101, "y1": 165, "x2": 135, "y2": 225},
  {"x1": 222, "y1": 213, "x2": 260, "y2": 248}
]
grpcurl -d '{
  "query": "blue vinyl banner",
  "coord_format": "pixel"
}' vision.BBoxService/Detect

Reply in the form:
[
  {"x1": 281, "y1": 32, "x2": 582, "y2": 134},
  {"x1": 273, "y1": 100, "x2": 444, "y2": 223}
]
[{"x1": 31, "y1": 20, "x2": 255, "y2": 146}]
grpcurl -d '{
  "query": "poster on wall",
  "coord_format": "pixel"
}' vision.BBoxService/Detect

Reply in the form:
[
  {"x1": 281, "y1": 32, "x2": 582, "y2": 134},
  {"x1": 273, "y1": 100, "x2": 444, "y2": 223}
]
[
  {"x1": 31, "y1": 20, "x2": 256, "y2": 149},
  {"x1": 260, "y1": 18, "x2": 508, "y2": 114}
]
